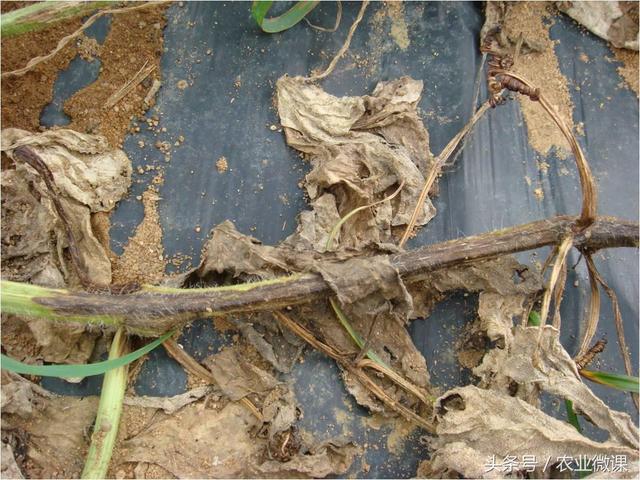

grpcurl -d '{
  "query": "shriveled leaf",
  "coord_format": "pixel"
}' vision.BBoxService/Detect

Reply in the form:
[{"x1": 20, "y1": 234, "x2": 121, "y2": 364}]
[
  {"x1": 429, "y1": 385, "x2": 638, "y2": 479},
  {"x1": 1, "y1": 128, "x2": 132, "y2": 287},
  {"x1": 473, "y1": 326, "x2": 639, "y2": 448},
  {"x1": 118, "y1": 401, "x2": 359, "y2": 478}
]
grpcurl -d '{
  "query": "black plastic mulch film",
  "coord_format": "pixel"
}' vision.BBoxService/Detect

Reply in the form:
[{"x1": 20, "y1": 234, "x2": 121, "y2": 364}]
[{"x1": 38, "y1": 3, "x2": 638, "y2": 478}]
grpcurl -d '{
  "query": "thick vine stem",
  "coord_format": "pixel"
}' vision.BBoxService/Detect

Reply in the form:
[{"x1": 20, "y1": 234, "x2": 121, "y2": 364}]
[{"x1": 1, "y1": 215, "x2": 636, "y2": 336}]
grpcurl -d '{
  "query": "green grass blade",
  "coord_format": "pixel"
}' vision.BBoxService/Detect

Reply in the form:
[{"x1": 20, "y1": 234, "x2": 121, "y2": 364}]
[
  {"x1": 251, "y1": 0, "x2": 273, "y2": 26},
  {"x1": 251, "y1": 0, "x2": 319, "y2": 33},
  {"x1": 580, "y1": 369, "x2": 640, "y2": 393},
  {"x1": 81, "y1": 328, "x2": 128, "y2": 479},
  {"x1": 565, "y1": 399, "x2": 593, "y2": 477},
  {"x1": 527, "y1": 310, "x2": 541, "y2": 326},
  {"x1": 329, "y1": 298, "x2": 389, "y2": 369},
  {"x1": 564, "y1": 399, "x2": 581, "y2": 432},
  {"x1": 1, "y1": 330, "x2": 173, "y2": 378}
]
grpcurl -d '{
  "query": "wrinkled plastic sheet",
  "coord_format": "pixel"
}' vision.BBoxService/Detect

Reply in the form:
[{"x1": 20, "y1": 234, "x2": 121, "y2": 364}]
[{"x1": 39, "y1": 2, "x2": 638, "y2": 477}]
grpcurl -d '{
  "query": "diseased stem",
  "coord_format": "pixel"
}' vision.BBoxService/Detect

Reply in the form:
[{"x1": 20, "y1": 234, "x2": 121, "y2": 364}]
[
  {"x1": 81, "y1": 328, "x2": 128, "y2": 479},
  {"x1": 1, "y1": 216, "x2": 636, "y2": 336}
]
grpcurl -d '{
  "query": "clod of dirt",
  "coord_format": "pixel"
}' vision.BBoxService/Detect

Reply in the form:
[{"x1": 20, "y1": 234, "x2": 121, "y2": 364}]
[
  {"x1": 1, "y1": 128, "x2": 132, "y2": 287},
  {"x1": 76, "y1": 34, "x2": 100, "y2": 62},
  {"x1": 216, "y1": 155, "x2": 228, "y2": 173}
]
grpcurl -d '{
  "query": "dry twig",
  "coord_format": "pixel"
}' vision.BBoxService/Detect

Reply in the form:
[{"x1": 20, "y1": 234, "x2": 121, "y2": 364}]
[
  {"x1": 163, "y1": 338, "x2": 263, "y2": 421},
  {"x1": 304, "y1": 0, "x2": 342, "y2": 33},
  {"x1": 581, "y1": 255, "x2": 638, "y2": 410},
  {"x1": 104, "y1": 61, "x2": 156, "y2": 109},
  {"x1": 306, "y1": 1, "x2": 368, "y2": 82}
]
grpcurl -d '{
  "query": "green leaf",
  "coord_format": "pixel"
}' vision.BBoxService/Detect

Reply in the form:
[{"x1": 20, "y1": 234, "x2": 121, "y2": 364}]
[
  {"x1": 251, "y1": 0, "x2": 319, "y2": 33},
  {"x1": 580, "y1": 369, "x2": 640, "y2": 393},
  {"x1": 527, "y1": 310, "x2": 541, "y2": 326},
  {"x1": 329, "y1": 298, "x2": 389, "y2": 369},
  {"x1": 564, "y1": 399, "x2": 581, "y2": 432},
  {"x1": 1, "y1": 330, "x2": 173, "y2": 378}
]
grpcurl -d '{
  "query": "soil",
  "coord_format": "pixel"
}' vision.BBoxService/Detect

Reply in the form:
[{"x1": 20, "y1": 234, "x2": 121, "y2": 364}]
[
  {"x1": 1, "y1": 17, "x2": 83, "y2": 133},
  {"x1": 111, "y1": 183, "x2": 166, "y2": 285},
  {"x1": 1, "y1": 5, "x2": 167, "y2": 149},
  {"x1": 612, "y1": 47, "x2": 639, "y2": 97},
  {"x1": 2, "y1": 4, "x2": 169, "y2": 289},
  {"x1": 504, "y1": 2, "x2": 575, "y2": 158},
  {"x1": 386, "y1": 2, "x2": 410, "y2": 51},
  {"x1": 64, "y1": 6, "x2": 167, "y2": 148},
  {"x1": 216, "y1": 155, "x2": 229, "y2": 173}
]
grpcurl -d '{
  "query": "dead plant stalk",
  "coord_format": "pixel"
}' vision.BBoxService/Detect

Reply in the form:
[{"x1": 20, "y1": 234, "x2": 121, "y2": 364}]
[{"x1": 1, "y1": 216, "x2": 636, "y2": 336}]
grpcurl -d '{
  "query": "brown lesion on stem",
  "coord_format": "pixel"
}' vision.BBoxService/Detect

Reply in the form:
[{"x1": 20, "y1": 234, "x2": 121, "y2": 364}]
[{"x1": 26, "y1": 215, "x2": 638, "y2": 335}]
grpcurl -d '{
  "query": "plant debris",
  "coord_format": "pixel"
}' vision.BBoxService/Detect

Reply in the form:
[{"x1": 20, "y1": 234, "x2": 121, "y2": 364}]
[
  {"x1": 1, "y1": 2, "x2": 638, "y2": 478},
  {"x1": 1, "y1": 128, "x2": 132, "y2": 287},
  {"x1": 421, "y1": 322, "x2": 640, "y2": 477},
  {"x1": 557, "y1": 1, "x2": 639, "y2": 51},
  {"x1": 277, "y1": 75, "x2": 436, "y2": 252},
  {"x1": 116, "y1": 401, "x2": 360, "y2": 478}
]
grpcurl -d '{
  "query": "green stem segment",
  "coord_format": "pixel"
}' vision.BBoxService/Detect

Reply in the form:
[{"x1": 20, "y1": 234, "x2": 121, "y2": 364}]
[
  {"x1": 1, "y1": 1, "x2": 112, "y2": 38},
  {"x1": 81, "y1": 328, "x2": 129, "y2": 479}
]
